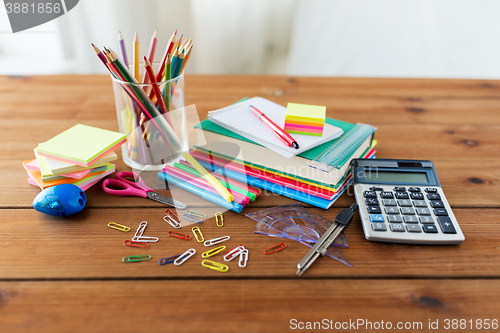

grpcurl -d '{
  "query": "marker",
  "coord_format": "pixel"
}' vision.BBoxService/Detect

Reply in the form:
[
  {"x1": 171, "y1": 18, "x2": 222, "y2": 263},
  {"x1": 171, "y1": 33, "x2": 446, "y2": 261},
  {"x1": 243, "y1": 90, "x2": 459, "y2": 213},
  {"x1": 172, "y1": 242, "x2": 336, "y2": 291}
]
[{"x1": 250, "y1": 105, "x2": 299, "y2": 149}]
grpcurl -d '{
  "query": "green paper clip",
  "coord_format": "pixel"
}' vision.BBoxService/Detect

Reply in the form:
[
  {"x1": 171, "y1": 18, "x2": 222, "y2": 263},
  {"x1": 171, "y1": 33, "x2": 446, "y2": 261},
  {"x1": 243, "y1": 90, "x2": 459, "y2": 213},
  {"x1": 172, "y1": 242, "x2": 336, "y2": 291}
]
[
  {"x1": 122, "y1": 255, "x2": 152, "y2": 263},
  {"x1": 185, "y1": 210, "x2": 206, "y2": 218}
]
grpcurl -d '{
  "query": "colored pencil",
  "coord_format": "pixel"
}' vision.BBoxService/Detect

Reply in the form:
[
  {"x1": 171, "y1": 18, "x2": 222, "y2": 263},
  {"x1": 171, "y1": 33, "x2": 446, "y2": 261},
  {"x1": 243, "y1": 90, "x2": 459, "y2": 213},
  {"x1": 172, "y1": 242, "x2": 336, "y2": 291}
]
[
  {"x1": 118, "y1": 31, "x2": 129, "y2": 68},
  {"x1": 133, "y1": 31, "x2": 139, "y2": 81},
  {"x1": 173, "y1": 34, "x2": 183, "y2": 54},
  {"x1": 91, "y1": 43, "x2": 107, "y2": 65},
  {"x1": 173, "y1": 48, "x2": 185, "y2": 78},
  {"x1": 144, "y1": 57, "x2": 168, "y2": 114},
  {"x1": 142, "y1": 29, "x2": 158, "y2": 86},
  {"x1": 180, "y1": 44, "x2": 192, "y2": 74},
  {"x1": 170, "y1": 46, "x2": 180, "y2": 78},
  {"x1": 155, "y1": 30, "x2": 176, "y2": 83}
]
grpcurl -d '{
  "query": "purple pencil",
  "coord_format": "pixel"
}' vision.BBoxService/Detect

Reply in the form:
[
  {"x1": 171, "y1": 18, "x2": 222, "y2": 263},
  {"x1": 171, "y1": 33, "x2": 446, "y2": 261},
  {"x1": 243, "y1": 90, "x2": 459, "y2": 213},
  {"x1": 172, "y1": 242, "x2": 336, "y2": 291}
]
[{"x1": 118, "y1": 31, "x2": 130, "y2": 69}]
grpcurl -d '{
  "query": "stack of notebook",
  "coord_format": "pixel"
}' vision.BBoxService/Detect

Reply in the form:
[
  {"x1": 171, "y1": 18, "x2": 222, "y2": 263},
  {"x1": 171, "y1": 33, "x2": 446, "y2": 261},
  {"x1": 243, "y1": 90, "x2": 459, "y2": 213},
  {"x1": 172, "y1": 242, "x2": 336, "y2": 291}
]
[
  {"x1": 23, "y1": 124, "x2": 126, "y2": 191},
  {"x1": 191, "y1": 97, "x2": 377, "y2": 209}
]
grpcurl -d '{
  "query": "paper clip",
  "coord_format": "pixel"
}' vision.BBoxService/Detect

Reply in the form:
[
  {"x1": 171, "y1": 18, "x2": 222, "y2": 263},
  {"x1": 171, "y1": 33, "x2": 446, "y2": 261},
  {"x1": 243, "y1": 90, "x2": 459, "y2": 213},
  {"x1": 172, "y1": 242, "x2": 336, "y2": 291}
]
[
  {"x1": 263, "y1": 243, "x2": 287, "y2": 255},
  {"x1": 202, "y1": 246, "x2": 226, "y2": 258},
  {"x1": 215, "y1": 212, "x2": 224, "y2": 227},
  {"x1": 185, "y1": 210, "x2": 206, "y2": 218},
  {"x1": 204, "y1": 235, "x2": 230, "y2": 247},
  {"x1": 165, "y1": 209, "x2": 180, "y2": 222},
  {"x1": 182, "y1": 213, "x2": 203, "y2": 224},
  {"x1": 224, "y1": 245, "x2": 245, "y2": 262},
  {"x1": 191, "y1": 226, "x2": 204, "y2": 243},
  {"x1": 124, "y1": 240, "x2": 149, "y2": 248},
  {"x1": 201, "y1": 259, "x2": 229, "y2": 273},
  {"x1": 108, "y1": 222, "x2": 130, "y2": 232},
  {"x1": 164, "y1": 215, "x2": 182, "y2": 229},
  {"x1": 238, "y1": 249, "x2": 249, "y2": 268},
  {"x1": 132, "y1": 221, "x2": 159, "y2": 243},
  {"x1": 167, "y1": 231, "x2": 192, "y2": 240},
  {"x1": 158, "y1": 254, "x2": 181, "y2": 265},
  {"x1": 122, "y1": 255, "x2": 151, "y2": 263},
  {"x1": 174, "y1": 248, "x2": 196, "y2": 266}
]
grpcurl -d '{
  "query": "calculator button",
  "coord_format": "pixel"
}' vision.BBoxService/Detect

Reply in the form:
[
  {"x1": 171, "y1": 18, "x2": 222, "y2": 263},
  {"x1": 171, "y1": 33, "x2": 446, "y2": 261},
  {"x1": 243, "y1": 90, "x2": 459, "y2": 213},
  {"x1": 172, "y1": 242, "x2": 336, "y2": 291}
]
[
  {"x1": 400, "y1": 207, "x2": 415, "y2": 215},
  {"x1": 406, "y1": 224, "x2": 422, "y2": 232},
  {"x1": 425, "y1": 188, "x2": 438, "y2": 193},
  {"x1": 408, "y1": 187, "x2": 421, "y2": 192},
  {"x1": 395, "y1": 192, "x2": 409, "y2": 199},
  {"x1": 398, "y1": 199, "x2": 412, "y2": 207},
  {"x1": 433, "y1": 208, "x2": 448, "y2": 216},
  {"x1": 371, "y1": 223, "x2": 387, "y2": 231},
  {"x1": 390, "y1": 223, "x2": 405, "y2": 232},
  {"x1": 369, "y1": 187, "x2": 384, "y2": 191},
  {"x1": 366, "y1": 198, "x2": 379, "y2": 206},
  {"x1": 429, "y1": 200, "x2": 445, "y2": 208},
  {"x1": 387, "y1": 215, "x2": 402, "y2": 223},
  {"x1": 410, "y1": 192, "x2": 424, "y2": 200},
  {"x1": 413, "y1": 200, "x2": 427, "y2": 207},
  {"x1": 416, "y1": 208, "x2": 431, "y2": 215},
  {"x1": 419, "y1": 216, "x2": 434, "y2": 224},
  {"x1": 368, "y1": 206, "x2": 382, "y2": 214},
  {"x1": 436, "y1": 217, "x2": 457, "y2": 234},
  {"x1": 385, "y1": 207, "x2": 399, "y2": 214},
  {"x1": 394, "y1": 187, "x2": 406, "y2": 191},
  {"x1": 364, "y1": 191, "x2": 377, "y2": 198},
  {"x1": 403, "y1": 215, "x2": 418, "y2": 223},
  {"x1": 427, "y1": 193, "x2": 441, "y2": 200},
  {"x1": 380, "y1": 192, "x2": 394, "y2": 199},
  {"x1": 369, "y1": 214, "x2": 384, "y2": 222},
  {"x1": 383, "y1": 199, "x2": 397, "y2": 206},
  {"x1": 422, "y1": 224, "x2": 439, "y2": 233}
]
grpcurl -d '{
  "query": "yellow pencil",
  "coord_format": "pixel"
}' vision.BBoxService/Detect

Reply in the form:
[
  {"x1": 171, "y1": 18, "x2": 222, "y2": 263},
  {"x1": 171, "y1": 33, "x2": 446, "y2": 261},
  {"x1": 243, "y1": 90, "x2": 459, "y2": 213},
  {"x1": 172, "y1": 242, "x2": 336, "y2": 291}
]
[
  {"x1": 182, "y1": 152, "x2": 234, "y2": 203},
  {"x1": 133, "y1": 31, "x2": 139, "y2": 80}
]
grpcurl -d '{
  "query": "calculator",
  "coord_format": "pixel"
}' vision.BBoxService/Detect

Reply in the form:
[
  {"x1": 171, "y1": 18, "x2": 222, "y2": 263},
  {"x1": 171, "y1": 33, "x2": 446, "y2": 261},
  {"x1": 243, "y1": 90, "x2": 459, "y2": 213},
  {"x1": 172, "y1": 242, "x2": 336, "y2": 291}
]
[{"x1": 352, "y1": 159, "x2": 464, "y2": 244}]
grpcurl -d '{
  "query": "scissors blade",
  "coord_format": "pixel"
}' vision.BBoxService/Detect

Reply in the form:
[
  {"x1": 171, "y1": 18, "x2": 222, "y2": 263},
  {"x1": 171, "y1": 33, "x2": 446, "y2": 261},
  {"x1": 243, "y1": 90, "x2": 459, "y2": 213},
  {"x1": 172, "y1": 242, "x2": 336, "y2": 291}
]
[{"x1": 147, "y1": 192, "x2": 186, "y2": 209}]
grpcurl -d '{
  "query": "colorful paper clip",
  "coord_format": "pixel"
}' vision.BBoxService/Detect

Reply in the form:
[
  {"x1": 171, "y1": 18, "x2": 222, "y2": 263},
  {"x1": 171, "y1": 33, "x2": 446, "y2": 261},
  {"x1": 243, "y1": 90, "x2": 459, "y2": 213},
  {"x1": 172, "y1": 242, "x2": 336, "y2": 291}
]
[
  {"x1": 215, "y1": 212, "x2": 224, "y2": 227},
  {"x1": 108, "y1": 222, "x2": 130, "y2": 232},
  {"x1": 263, "y1": 243, "x2": 287, "y2": 255},
  {"x1": 158, "y1": 254, "x2": 181, "y2": 265},
  {"x1": 167, "y1": 231, "x2": 192, "y2": 240},
  {"x1": 202, "y1": 245, "x2": 226, "y2": 258},
  {"x1": 165, "y1": 209, "x2": 180, "y2": 221},
  {"x1": 124, "y1": 240, "x2": 150, "y2": 248},
  {"x1": 191, "y1": 226, "x2": 204, "y2": 242},
  {"x1": 132, "y1": 221, "x2": 159, "y2": 243},
  {"x1": 182, "y1": 213, "x2": 203, "y2": 224},
  {"x1": 224, "y1": 245, "x2": 245, "y2": 262},
  {"x1": 238, "y1": 249, "x2": 249, "y2": 268},
  {"x1": 201, "y1": 259, "x2": 229, "y2": 273},
  {"x1": 122, "y1": 255, "x2": 151, "y2": 263},
  {"x1": 204, "y1": 235, "x2": 230, "y2": 247},
  {"x1": 164, "y1": 215, "x2": 182, "y2": 229},
  {"x1": 185, "y1": 210, "x2": 207, "y2": 218},
  {"x1": 174, "y1": 248, "x2": 196, "y2": 266}
]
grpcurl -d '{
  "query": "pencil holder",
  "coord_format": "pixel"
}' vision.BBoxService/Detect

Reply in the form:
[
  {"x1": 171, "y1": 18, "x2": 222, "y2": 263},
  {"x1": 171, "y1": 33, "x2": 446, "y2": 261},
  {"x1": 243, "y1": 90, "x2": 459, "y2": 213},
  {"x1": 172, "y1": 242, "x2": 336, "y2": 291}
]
[{"x1": 111, "y1": 67, "x2": 188, "y2": 171}]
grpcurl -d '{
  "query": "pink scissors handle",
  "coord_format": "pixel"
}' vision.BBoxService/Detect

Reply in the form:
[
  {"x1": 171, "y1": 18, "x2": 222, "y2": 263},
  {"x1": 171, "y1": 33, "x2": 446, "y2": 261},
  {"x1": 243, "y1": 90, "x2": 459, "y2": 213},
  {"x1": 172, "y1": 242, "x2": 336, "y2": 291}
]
[
  {"x1": 115, "y1": 171, "x2": 153, "y2": 192},
  {"x1": 102, "y1": 178, "x2": 148, "y2": 198}
]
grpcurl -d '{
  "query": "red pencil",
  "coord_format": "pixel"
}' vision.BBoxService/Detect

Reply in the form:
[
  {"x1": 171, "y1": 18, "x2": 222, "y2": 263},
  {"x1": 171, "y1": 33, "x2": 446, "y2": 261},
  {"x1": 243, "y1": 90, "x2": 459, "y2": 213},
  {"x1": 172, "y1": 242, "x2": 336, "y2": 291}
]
[
  {"x1": 155, "y1": 30, "x2": 176, "y2": 83},
  {"x1": 143, "y1": 57, "x2": 168, "y2": 114}
]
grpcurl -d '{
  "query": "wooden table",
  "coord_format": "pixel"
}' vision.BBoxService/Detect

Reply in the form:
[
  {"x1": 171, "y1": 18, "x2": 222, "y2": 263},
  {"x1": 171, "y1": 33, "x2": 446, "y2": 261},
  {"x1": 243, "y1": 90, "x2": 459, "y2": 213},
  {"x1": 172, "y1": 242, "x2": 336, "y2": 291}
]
[{"x1": 1, "y1": 75, "x2": 499, "y2": 332}]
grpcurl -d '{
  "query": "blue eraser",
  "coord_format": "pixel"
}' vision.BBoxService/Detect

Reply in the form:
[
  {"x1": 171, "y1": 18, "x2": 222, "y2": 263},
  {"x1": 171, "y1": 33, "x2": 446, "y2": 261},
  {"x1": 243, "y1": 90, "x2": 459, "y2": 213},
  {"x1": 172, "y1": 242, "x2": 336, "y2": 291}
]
[{"x1": 33, "y1": 184, "x2": 87, "y2": 216}]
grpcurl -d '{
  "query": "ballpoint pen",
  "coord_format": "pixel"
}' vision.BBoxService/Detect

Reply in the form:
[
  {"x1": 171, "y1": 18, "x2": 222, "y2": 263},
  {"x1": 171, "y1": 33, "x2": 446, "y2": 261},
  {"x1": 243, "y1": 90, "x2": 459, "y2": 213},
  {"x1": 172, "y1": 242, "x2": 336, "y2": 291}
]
[
  {"x1": 296, "y1": 203, "x2": 358, "y2": 276},
  {"x1": 250, "y1": 105, "x2": 300, "y2": 149}
]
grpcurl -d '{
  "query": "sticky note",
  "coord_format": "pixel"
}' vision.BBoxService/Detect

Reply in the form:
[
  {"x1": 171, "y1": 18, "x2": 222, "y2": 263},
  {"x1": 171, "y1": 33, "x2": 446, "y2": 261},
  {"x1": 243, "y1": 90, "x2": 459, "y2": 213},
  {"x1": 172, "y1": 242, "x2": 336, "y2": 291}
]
[
  {"x1": 36, "y1": 124, "x2": 126, "y2": 167},
  {"x1": 284, "y1": 103, "x2": 326, "y2": 137}
]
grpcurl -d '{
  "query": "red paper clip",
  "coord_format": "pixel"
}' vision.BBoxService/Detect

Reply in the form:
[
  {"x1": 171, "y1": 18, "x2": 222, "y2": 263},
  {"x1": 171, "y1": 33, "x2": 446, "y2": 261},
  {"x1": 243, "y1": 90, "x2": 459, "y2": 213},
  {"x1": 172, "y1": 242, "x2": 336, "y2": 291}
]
[
  {"x1": 124, "y1": 240, "x2": 150, "y2": 248},
  {"x1": 165, "y1": 209, "x2": 180, "y2": 222},
  {"x1": 263, "y1": 243, "x2": 287, "y2": 255},
  {"x1": 167, "y1": 231, "x2": 192, "y2": 240}
]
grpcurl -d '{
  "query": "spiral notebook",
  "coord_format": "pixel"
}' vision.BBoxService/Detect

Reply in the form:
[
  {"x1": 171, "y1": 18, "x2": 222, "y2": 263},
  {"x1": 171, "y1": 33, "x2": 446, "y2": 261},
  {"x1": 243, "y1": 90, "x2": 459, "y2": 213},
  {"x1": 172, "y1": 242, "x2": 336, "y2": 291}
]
[{"x1": 208, "y1": 97, "x2": 343, "y2": 158}]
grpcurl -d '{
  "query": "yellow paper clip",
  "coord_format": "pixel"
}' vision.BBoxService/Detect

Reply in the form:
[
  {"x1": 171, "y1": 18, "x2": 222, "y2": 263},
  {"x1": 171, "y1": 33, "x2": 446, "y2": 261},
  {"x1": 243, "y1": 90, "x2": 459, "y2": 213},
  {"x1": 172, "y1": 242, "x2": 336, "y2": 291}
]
[
  {"x1": 202, "y1": 245, "x2": 226, "y2": 258},
  {"x1": 192, "y1": 226, "x2": 204, "y2": 243},
  {"x1": 215, "y1": 212, "x2": 224, "y2": 227},
  {"x1": 108, "y1": 222, "x2": 130, "y2": 232},
  {"x1": 201, "y1": 259, "x2": 229, "y2": 273}
]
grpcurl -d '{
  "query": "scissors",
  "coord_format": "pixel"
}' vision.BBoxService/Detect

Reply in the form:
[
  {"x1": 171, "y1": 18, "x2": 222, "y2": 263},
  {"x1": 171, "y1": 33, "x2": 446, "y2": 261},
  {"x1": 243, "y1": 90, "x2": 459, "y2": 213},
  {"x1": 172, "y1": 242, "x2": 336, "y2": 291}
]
[{"x1": 102, "y1": 171, "x2": 186, "y2": 209}]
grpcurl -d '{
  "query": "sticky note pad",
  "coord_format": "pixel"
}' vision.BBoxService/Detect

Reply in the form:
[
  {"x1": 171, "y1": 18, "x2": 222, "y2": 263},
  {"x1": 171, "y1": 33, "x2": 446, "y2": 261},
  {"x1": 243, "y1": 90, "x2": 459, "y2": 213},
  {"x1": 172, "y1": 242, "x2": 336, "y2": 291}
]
[
  {"x1": 284, "y1": 103, "x2": 326, "y2": 137},
  {"x1": 36, "y1": 124, "x2": 126, "y2": 167}
]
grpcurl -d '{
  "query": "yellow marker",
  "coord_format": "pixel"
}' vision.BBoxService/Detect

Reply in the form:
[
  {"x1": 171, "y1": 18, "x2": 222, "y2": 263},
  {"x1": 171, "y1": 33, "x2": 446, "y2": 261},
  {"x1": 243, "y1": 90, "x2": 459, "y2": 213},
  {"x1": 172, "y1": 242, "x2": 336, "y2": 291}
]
[{"x1": 182, "y1": 152, "x2": 234, "y2": 202}]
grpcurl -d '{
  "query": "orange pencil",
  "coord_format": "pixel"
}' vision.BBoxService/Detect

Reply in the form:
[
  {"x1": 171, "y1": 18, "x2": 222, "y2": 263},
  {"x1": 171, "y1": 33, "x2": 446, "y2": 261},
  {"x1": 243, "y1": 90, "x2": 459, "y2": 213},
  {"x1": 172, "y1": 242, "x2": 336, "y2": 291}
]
[
  {"x1": 180, "y1": 44, "x2": 193, "y2": 74},
  {"x1": 144, "y1": 57, "x2": 168, "y2": 114}
]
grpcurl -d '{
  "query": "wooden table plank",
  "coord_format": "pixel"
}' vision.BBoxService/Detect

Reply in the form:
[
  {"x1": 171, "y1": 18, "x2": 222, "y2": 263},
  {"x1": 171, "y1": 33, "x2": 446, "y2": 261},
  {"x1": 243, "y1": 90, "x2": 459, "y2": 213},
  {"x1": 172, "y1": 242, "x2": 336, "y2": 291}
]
[
  {"x1": 0, "y1": 279, "x2": 499, "y2": 333},
  {"x1": 0, "y1": 207, "x2": 497, "y2": 279}
]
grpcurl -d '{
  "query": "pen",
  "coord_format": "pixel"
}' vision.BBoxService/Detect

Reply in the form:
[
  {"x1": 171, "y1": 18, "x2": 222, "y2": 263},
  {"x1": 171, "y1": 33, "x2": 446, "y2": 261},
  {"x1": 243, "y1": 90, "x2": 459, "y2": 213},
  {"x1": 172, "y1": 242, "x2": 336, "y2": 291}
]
[{"x1": 250, "y1": 105, "x2": 299, "y2": 149}]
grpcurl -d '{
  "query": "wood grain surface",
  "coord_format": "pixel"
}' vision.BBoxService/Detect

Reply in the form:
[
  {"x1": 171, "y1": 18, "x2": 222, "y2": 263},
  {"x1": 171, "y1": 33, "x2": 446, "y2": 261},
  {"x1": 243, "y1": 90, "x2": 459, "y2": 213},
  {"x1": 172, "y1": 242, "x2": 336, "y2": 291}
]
[{"x1": 1, "y1": 75, "x2": 499, "y2": 332}]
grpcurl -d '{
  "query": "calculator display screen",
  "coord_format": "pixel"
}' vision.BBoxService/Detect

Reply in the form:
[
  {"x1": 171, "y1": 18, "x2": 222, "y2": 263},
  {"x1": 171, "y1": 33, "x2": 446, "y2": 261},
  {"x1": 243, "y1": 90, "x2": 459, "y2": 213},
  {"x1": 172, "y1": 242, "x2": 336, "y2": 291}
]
[{"x1": 363, "y1": 170, "x2": 429, "y2": 184}]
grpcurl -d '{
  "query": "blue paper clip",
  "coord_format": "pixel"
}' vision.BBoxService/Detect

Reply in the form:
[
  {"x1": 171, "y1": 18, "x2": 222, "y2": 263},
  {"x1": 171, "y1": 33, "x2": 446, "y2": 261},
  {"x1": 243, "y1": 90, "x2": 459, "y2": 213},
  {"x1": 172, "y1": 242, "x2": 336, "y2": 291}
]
[
  {"x1": 182, "y1": 213, "x2": 202, "y2": 224},
  {"x1": 158, "y1": 254, "x2": 181, "y2": 265}
]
